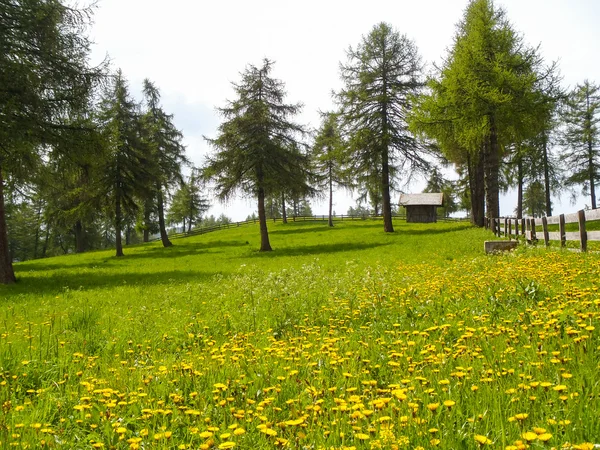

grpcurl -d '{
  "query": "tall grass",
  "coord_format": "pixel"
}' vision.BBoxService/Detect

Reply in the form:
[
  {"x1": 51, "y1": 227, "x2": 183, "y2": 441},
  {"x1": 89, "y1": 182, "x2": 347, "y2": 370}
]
[{"x1": 1, "y1": 220, "x2": 598, "y2": 449}]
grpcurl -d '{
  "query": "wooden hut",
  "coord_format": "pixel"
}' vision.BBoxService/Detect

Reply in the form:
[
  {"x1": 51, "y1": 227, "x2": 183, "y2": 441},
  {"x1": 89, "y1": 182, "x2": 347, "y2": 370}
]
[{"x1": 399, "y1": 193, "x2": 444, "y2": 223}]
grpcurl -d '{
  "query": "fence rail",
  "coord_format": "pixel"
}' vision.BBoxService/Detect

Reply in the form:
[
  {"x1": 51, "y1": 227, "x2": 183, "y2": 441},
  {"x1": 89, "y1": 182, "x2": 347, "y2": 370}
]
[
  {"x1": 486, "y1": 209, "x2": 600, "y2": 252},
  {"x1": 154, "y1": 213, "x2": 468, "y2": 241}
]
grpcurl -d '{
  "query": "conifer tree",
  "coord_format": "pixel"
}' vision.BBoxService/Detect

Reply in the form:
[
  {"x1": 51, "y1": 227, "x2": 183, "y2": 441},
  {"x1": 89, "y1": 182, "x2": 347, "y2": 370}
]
[
  {"x1": 0, "y1": 0, "x2": 105, "y2": 283},
  {"x1": 337, "y1": 22, "x2": 429, "y2": 233},
  {"x1": 141, "y1": 79, "x2": 189, "y2": 247},
  {"x1": 205, "y1": 59, "x2": 311, "y2": 251},
  {"x1": 167, "y1": 168, "x2": 209, "y2": 233},
  {"x1": 561, "y1": 80, "x2": 600, "y2": 209},
  {"x1": 312, "y1": 113, "x2": 349, "y2": 227},
  {"x1": 97, "y1": 70, "x2": 151, "y2": 257},
  {"x1": 409, "y1": 0, "x2": 555, "y2": 223}
]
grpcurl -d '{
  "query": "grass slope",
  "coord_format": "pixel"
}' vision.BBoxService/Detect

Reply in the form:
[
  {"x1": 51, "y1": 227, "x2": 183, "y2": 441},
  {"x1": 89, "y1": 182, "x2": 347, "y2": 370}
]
[{"x1": 1, "y1": 219, "x2": 599, "y2": 449}]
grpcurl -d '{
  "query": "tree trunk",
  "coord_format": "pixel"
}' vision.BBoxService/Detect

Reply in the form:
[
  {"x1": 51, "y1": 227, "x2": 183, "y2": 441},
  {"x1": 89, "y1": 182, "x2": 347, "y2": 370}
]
[
  {"x1": 0, "y1": 166, "x2": 16, "y2": 284},
  {"x1": 516, "y1": 157, "x2": 523, "y2": 219},
  {"x1": 74, "y1": 220, "x2": 86, "y2": 253},
  {"x1": 33, "y1": 204, "x2": 42, "y2": 259},
  {"x1": 143, "y1": 207, "x2": 150, "y2": 243},
  {"x1": 42, "y1": 223, "x2": 50, "y2": 258},
  {"x1": 257, "y1": 185, "x2": 272, "y2": 252},
  {"x1": 484, "y1": 118, "x2": 500, "y2": 220},
  {"x1": 115, "y1": 194, "x2": 124, "y2": 257},
  {"x1": 156, "y1": 183, "x2": 173, "y2": 247},
  {"x1": 542, "y1": 133, "x2": 552, "y2": 216},
  {"x1": 281, "y1": 192, "x2": 287, "y2": 224},
  {"x1": 589, "y1": 139, "x2": 597, "y2": 210},
  {"x1": 328, "y1": 164, "x2": 334, "y2": 227},
  {"x1": 586, "y1": 89, "x2": 597, "y2": 209},
  {"x1": 467, "y1": 152, "x2": 485, "y2": 227}
]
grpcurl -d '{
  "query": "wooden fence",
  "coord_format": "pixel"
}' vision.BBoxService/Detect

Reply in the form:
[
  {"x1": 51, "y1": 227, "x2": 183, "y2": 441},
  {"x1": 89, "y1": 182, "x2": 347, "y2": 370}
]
[
  {"x1": 156, "y1": 213, "x2": 467, "y2": 241},
  {"x1": 486, "y1": 209, "x2": 600, "y2": 252}
]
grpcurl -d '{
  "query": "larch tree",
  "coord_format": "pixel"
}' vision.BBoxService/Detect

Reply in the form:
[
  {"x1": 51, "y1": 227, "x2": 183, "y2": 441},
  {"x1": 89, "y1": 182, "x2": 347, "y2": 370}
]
[
  {"x1": 97, "y1": 70, "x2": 152, "y2": 257},
  {"x1": 141, "y1": 79, "x2": 188, "y2": 247},
  {"x1": 0, "y1": 0, "x2": 105, "y2": 283},
  {"x1": 337, "y1": 22, "x2": 429, "y2": 233},
  {"x1": 204, "y1": 59, "x2": 311, "y2": 252},
  {"x1": 410, "y1": 0, "x2": 553, "y2": 223},
  {"x1": 312, "y1": 113, "x2": 348, "y2": 227},
  {"x1": 167, "y1": 168, "x2": 209, "y2": 233},
  {"x1": 561, "y1": 80, "x2": 600, "y2": 209}
]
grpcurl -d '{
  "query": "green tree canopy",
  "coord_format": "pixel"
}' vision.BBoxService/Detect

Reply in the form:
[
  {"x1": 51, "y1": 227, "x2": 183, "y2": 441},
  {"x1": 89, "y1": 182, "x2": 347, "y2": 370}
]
[
  {"x1": 312, "y1": 113, "x2": 349, "y2": 226},
  {"x1": 204, "y1": 59, "x2": 312, "y2": 251},
  {"x1": 561, "y1": 80, "x2": 600, "y2": 209},
  {"x1": 0, "y1": 0, "x2": 105, "y2": 283},
  {"x1": 97, "y1": 70, "x2": 152, "y2": 257},
  {"x1": 337, "y1": 22, "x2": 429, "y2": 233},
  {"x1": 141, "y1": 79, "x2": 189, "y2": 247},
  {"x1": 410, "y1": 0, "x2": 555, "y2": 224}
]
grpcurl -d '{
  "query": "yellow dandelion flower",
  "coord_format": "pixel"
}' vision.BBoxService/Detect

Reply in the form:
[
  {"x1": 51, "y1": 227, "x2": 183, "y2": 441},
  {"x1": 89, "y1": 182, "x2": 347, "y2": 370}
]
[
  {"x1": 355, "y1": 433, "x2": 369, "y2": 440},
  {"x1": 537, "y1": 433, "x2": 552, "y2": 442},
  {"x1": 521, "y1": 431, "x2": 537, "y2": 442},
  {"x1": 218, "y1": 443, "x2": 236, "y2": 450},
  {"x1": 259, "y1": 428, "x2": 277, "y2": 437},
  {"x1": 474, "y1": 435, "x2": 492, "y2": 445}
]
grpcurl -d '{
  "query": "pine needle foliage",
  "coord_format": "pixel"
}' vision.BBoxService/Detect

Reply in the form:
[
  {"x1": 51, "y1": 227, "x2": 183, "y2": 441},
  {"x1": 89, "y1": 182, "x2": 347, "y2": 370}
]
[
  {"x1": 97, "y1": 70, "x2": 152, "y2": 257},
  {"x1": 205, "y1": 59, "x2": 311, "y2": 251},
  {"x1": 141, "y1": 79, "x2": 189, "y2": 247},
  {"x1": 336, "y1": 22, "x2": 429, "y2": 233},
  {"x1": 561, "y1": 80, "x2": 600, "y2": 209},
  {"x1": 0, "y1": 0, "x2": 105, "y2": 283}
]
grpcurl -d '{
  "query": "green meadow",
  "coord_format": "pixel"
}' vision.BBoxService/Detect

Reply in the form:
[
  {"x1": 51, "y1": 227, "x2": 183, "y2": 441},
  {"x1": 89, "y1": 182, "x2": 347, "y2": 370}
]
[{"x1": 1, "y1": 220, "x2": 599, "y2": 449}]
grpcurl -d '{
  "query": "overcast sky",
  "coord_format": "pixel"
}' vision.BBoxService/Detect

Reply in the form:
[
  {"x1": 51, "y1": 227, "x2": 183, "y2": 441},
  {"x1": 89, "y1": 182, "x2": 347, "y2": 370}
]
[{"x1": 89, "y1": 0, "x2": 600, "y2": 221}]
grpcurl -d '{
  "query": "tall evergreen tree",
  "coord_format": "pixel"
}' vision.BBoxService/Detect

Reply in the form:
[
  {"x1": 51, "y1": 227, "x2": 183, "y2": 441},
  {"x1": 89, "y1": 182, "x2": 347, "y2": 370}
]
[
  {"x1": 410, "y1": 0, "x2": 554, "y2": 223},
  {"x1": 167, "y1": 168, "x2": 209, "y2": 233},
  {"x1": 97, "y1": 70, "x2": 151, "y2": 257},
  {"x1": 141, "y1": 79, "x2": 188, "y2": 247},
  {"x1": 0, "y1": 0, "x2": 105, "y2": 283},
  {"x1": 204, "y1": 59, "x2": 311, "y2": 251},
  {"x1": 561, "y1": 80, "x2": 600, "y2": 209},
  {"x1": 312, "y1": 113, "x2": 348, "y2": 227},
  {"x1": 337, "y1": 22, "x2": 428, "y2": 233}
]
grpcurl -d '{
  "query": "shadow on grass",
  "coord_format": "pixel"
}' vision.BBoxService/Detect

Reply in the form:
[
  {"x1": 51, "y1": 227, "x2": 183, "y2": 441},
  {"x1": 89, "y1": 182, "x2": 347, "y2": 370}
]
[
  {"x1": 2, "y1": 269, "x2": 216, "y2": 299},
  {"x1": 14, "y1": 240, "x2": 250, "y2": 272},
  {"x1": 248, "y1": 241, "x2": 390, "y2": 258},
  {"x1": 119, "y1": 240, "x2": 249, "y2": 261},
  {"x1": 397, "y1": 227, "x2": 467, "y2": 236},
  {"x1": 269, "y1": 225, "x2": 335, "y2": 236}
]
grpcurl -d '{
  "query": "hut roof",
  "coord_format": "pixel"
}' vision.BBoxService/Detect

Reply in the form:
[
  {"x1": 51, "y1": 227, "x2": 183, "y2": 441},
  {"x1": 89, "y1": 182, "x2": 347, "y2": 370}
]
[{"x1": 398, "y1": 193, "x2": 444, "y2": 206}]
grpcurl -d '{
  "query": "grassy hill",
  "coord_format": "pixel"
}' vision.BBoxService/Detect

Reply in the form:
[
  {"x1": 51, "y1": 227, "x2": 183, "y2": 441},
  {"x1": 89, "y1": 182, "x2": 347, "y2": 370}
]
[{"x1": 1, "y1": 219, "x2": 599, "y2": 449}]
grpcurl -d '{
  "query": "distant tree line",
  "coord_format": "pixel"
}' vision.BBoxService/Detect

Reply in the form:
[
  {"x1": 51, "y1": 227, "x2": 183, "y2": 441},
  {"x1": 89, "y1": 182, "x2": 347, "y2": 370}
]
[{"x1": 2, "y1": 0, "x2": 599, "y2": 283}]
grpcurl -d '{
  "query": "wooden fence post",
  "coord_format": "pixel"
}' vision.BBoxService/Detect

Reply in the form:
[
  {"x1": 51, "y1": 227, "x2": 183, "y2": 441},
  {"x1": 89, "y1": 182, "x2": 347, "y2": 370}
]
[
  {"x1": 559, "y1": 214, "x2": 566, "y2": 247},
  {"x1": 542, "y1": 216, "x2": 549, "y2": 247},
  {"x1": 578, "y1": 209, "x2": 587, "y2": 252},
  {"x1": 521, "y1": 219, "x2": 525, "y2": 238},
  {"x1": 514, "y1": 219, "x2": 519, "y2": 237},
  {"x1": 508, "y1": 218, "x2": 512, "y2": 240},
  {"x1": 530, "y1": 218, "x2": 537, "y2": 243}
]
